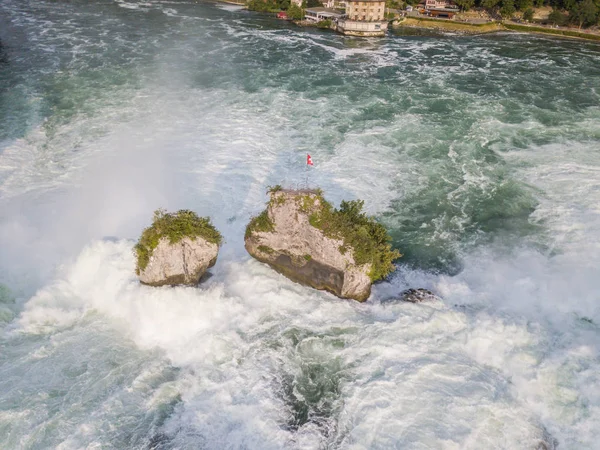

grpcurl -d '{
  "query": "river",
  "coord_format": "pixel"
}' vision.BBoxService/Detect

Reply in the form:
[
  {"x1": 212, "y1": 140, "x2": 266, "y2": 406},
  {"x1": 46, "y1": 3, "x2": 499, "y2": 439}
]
[{"x1": 1, "y1": 1, "x2": 599, "y2": 448}]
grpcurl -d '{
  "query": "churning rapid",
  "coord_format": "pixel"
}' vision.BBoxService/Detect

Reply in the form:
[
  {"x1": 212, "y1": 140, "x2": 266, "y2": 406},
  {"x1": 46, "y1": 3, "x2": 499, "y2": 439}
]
[{"x1": 1, "y1": 0, "x2": 599, "y2": 448}]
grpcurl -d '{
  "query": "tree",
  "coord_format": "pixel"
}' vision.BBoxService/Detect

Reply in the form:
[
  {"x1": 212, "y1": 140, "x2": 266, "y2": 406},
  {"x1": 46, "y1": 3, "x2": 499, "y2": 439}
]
[
  {"x1": 516, "y1": 0, "x2": 532, "y2": 10},
  {"x1": 548, "y1": 8, "x2": 568, "y2": 25},
  {"x1": 306, "y1": 0, "x2": 321, "y2": 6},
  {"x1": 570, "y1": 0, "x2": 598, "y2": 28},
  {"x1": 482, "y1": 0, "x2": 501, "y2": 10},
  {"x1": 287, "y1": 3, "x2": 304, "y2": 18},
  {"x1": 455, "y1": 0, "x2": 476, "y2": 10},
  {"x1": 523, "y1": 7, "x2": 534, "y2": 20},
  {"x1": 500, "y1": 0, "x2": 516, "y2": 17}
]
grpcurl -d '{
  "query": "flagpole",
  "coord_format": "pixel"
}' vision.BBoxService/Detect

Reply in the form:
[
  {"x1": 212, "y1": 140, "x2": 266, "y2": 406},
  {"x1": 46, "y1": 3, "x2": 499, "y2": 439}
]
[{"x1": 305, "y1": 159, "x2": 308, "y2": 189}]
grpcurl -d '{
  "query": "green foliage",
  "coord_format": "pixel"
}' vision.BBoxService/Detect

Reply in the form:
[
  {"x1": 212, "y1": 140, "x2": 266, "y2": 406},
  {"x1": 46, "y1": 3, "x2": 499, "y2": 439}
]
[
  {"x1": 516, "y1": 0, "x2": 533, "y2": 10},
  {"x1": 258, "y1": 245, "x2": 275, "y2": 254},
  {"x1": 298, "y1": 194, "x2": 318, "y2": 213},
  {"x1": 570, "y1": 0, "x2": 598, "y2": 27},
  {"x1": 247, "y1": 0, "x2": 280, "y2": 12},
  {"x1": 306, "y1": 0, "x2": 321, "y2": 6},
  {"x1": 303, "y1": 254, "x2": 312, "y2": 261},
  {"x1": 245, "y1": 210, "x2": 275, "y2": 239},
  {"x1": 267, "y1": 184, "x2": 283, "y2": 193},
  {"x1": 523, "y1": 7, "x2": 535, "y2": 19},
  {"x1": 454, "y1": 0, "x2": 476, "y2": 10},
  {"x1": 481, "y1": 0, "x2": 501, "y2": 9},
  {"x1": 135, "y1": 209, "x2": 222, "y2": 274},
  {"x1": 316, "y1": 19, "x2": 333, "y2": 28},
  {"x1": 287, "y1": 3, "x2": 304, "y2": 19},
  {"x1": 308, "y1": 196, "x2": 401, "y2": 282},
  {"x1": 386, "y1": 0, "x2": 405, "y2": 8},
  {"x1": 548, "y1": 8, "x2": 569, "y2": 24},
  {"x1": 500, "y1": 0, "x2": 516, "y2": 17},
  {"x1": 464, "y1": 0, "x2": 599, "y2": 28}
]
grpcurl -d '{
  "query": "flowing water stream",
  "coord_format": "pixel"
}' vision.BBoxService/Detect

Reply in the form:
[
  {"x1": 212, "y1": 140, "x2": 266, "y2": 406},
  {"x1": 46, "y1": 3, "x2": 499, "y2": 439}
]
[{"x1": 1, "y1": 1, "x2": 600, "y2": 448}]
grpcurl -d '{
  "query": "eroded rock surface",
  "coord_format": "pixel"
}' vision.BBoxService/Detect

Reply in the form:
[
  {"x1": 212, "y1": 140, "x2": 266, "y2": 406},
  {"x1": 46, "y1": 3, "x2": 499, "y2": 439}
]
[
  {"x1": 244, "y1": 189, "x2": 373, "y2": 301},
  {"x1": 138, "y1": 236, "x2": 218, "y2": 287}
]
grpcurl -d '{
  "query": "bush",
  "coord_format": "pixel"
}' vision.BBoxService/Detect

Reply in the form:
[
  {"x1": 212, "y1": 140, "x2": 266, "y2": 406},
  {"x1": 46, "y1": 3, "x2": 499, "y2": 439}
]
[
  {"x1": 287, "y1": 3, "x2": 304, "y2": 19},
  {"x1": 135, "y1": 209, "x2": 222, "y2": 274},
  {"x1": 523, "y1": 7, "x2": 534, "y2": 21},
  {"x1": 245, "y1": 209, "x2": 275, "y2": 239},
  {"x1": 308, "y1": 196, "x2": 401, "y2": 282},
  {"x1": 247, "y1": 0, "x2": 280, "y2": 12},
  {"x1": 500, "y1": 0, "x2": 516, "y2": 18},
  {"x1": 548, "y1": 9, "x2": 568, "y2": 25},
  {"x1": 316, "y1": 19, "x2": 333, "y2": 28}
]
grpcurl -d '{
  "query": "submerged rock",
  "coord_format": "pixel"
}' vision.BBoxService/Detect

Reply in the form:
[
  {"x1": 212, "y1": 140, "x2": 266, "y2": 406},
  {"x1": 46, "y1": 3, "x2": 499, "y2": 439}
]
[
  {"x1": 244, "y1": 188, "x2": 400, "y2": 301},
  {"x1": 135, "y1": 209, "x2": 222, "y2": 287},
  {"x1": 399, "y1": 288, "x2": 438, "y2": 303}
]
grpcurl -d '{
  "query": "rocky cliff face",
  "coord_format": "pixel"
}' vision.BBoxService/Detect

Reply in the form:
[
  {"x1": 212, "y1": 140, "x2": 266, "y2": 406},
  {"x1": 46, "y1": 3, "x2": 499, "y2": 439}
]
[
  {"x1": 138, "y1": 236, "x2": 218, "y2": 287},
  {"x1": 244, "y1": 190, "x2": 373, "y2": 301}
]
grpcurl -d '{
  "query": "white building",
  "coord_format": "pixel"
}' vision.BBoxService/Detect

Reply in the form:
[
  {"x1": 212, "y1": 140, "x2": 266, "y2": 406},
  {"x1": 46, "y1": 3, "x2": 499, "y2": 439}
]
[
  {"x1": 304, "y1": 6, "x2": 344, "y2": 22},
  {"x1": 335, "y1": 0, "x2": 388, "y2": 36}
]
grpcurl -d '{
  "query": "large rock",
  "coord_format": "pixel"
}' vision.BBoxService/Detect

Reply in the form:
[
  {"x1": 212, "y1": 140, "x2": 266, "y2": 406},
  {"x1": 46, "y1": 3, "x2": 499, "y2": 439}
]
[
  {"x1": 138, "y1": 236, "x2": 218, "y2": 287},
  {"x1": 135, "y1": 209, "x2": 222, "y2": 287},
  {"x1": 245, "y1": 189, "x2": 398, "y2": 301}
]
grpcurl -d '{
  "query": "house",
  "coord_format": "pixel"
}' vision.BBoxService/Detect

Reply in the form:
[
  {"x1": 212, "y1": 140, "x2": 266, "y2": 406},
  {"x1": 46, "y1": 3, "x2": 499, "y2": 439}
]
[
  {"x1": 335, "y1": 0, "x2": 388, "y2": 36},
  {"x1": 304, "y1": 7, "x2": 344, "y2": 22},
  {"x1": 424, "y1": 0, "x2": 455, "y2": 9},
  {"x1": 418, "y1": 0, "x2": 459, "y2": 17}
]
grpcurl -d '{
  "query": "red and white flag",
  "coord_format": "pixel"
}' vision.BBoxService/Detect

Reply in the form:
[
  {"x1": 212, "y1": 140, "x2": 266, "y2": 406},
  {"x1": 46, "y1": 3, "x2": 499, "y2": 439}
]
[{"x1": 306, "y1": 154, "x2": 314, "y2": 166}]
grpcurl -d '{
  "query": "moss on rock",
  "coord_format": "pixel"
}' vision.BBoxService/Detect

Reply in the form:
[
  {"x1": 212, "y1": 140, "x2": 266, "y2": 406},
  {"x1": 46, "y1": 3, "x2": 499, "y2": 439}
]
[
  {"x1": 134, "y1": 209, "x2": 222, "y2": 275},
  {"x1": 245, "y1": 209, "x2": 275, "y2": 239}
]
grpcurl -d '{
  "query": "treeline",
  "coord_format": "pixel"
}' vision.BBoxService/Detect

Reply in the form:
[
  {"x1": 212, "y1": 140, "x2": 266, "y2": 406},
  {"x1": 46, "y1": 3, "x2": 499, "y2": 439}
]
[
  {"x1": 387, "y1": 0, "x2": 599, "y2": 27},
  {"x1": 246, "y1": 0, "x2": 320, "y2": 18},
  {"x1": 248, "y1": 0, "x2": 599, "y2": 28}
]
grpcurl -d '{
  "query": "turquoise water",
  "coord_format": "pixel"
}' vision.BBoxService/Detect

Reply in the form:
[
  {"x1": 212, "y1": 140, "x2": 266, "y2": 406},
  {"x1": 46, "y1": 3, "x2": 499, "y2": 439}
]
[{"x1": 1, "y1": 1, "x2": 600, "y2": 448}]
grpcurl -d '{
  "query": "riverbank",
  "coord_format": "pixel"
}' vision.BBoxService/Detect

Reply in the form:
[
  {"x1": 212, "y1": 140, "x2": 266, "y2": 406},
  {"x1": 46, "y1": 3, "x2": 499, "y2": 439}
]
[
  {"x1": 504, "y1": 22, "x2": 600, "y2": 41},
  {"x1": 393, "y1": 16, "x2": 600, "y2": 41},
  {"x1": 393, "y1": 17, "x2": 504, "y2": 34}
]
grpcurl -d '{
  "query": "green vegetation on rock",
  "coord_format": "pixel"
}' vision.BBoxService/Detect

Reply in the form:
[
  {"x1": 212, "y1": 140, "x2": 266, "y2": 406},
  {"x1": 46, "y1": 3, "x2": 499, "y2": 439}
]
[
  {"x1": 258, "y1": 245, "x2": 275, "y2": 254},
  {"x1": 245, "y1": 209, "x2": 275, "y2": 239},
  {"x1": 316, "y1": 19, "x2": 333, "y2": 29},
  {"x1": 307, "y1": 193, "x2": 401, "y2": 282},
  {"x1": 135, "y1": 209, "x2": 222, "y2": 274}
]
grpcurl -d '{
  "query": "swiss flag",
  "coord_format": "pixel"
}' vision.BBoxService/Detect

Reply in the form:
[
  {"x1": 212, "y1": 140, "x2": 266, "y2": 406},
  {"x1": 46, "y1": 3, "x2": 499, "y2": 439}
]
[{"x1": 307, "y1": 154, "x2": 314, "y2": 166}]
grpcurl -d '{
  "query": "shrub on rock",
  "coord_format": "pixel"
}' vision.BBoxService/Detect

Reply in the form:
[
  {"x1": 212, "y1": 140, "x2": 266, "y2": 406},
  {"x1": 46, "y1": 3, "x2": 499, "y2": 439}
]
[
  {"x1": 135, "y1": 209, "x2": 222, "y2": 286},
  {"x1": 245, "y1": 188, "x2": 401, "y2": 301}
]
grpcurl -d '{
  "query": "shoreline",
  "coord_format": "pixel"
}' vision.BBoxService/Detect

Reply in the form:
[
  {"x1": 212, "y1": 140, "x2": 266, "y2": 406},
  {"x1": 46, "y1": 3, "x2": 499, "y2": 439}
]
[
  {"x1": 393, "y1": 16, "x2": 600, "y2": 41},
  {"x1": 392, "y1": 17, "x2": 504, "y2": 35},
  {"x1": 214, "y1": 1, "x2": 600, "y2": 42}
]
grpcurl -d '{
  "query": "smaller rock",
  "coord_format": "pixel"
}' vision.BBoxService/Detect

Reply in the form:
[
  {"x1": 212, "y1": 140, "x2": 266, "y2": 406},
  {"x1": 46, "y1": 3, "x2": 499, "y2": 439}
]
[
  {"x1": 399, "y1": 288, "x2": 437, "y2": 303},
  {"x1": 135, "y1": 209, "x2": 222, "y2": 287}
]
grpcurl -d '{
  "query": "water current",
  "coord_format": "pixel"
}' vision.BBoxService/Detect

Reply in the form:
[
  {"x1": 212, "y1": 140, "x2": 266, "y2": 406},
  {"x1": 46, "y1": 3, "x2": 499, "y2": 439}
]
[{"x1": 1, "y1": 0, "x2": 600, "y2": 448}]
